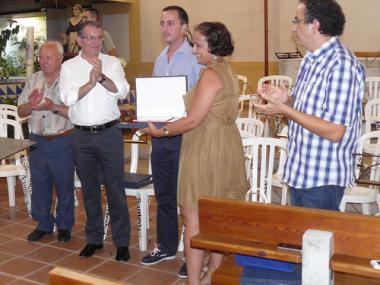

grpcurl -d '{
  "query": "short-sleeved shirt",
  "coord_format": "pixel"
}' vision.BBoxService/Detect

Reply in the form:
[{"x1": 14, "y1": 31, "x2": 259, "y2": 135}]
[
  {"x1": 284, "y1": 37, "x2": 365, "y2": 189},
  {"x1": 18, "y1": 71, "x2": 72, "y2": 136},
  {"x1": 153, "y1": 40, "x2": 202, "y2": 90}
]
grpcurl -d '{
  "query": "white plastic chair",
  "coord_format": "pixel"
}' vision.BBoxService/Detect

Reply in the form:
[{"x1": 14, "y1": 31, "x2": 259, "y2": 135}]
[
  {"x1": 257, "y1": 75, "x2": 293, "y2": 137},
  {"x1": 236, "y1": 118, "x2": 264, "y2": 138},
  {"x1": 0, "y1": 118, "x2": 31, "y2": 213},
  {"x1": 364, "y1": 98, "x2": 380, "y2": 134},
  {"x1": 339, "y1": 131, "x2": 380, "y2": 215},
  {"x1": 271, "y1": 126, "x2": 288, "y2": 205},
  {"x1": 244, "y1": 137, "x2": 287, "y2": 204},
  {"x1": 104, "y1": 130, "x2": 154, "y2": 251},
  {"x1": 0, "y1": 104, "x2": 29, "y2": 139},
  {"x1": 236, "y1": 74, "x2": 248, "y2": 95},
  {"x1": 365, "y1": 77, "x2": 380, "y2": 101},
  {"x1": 238, "y1": 95, "x2": 254, "y2": 118},
  {"x1": 257, "y1": 75, "x2": 293, "y2": 89}
]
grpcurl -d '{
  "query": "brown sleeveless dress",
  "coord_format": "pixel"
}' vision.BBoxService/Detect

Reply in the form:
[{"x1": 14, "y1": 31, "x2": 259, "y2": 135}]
[{"x1": 178, "y1": 59, "x2": 248, "y2": 210}]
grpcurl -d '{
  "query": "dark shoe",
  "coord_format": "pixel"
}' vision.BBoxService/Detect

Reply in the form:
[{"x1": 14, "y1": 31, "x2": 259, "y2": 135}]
[
  {"x1": 79, "y1": 243, "x2": 103, "y2": 258},
  {"x1": 178, "y1": 263, "x2": 187, "y2": 278},
  {"x1": 27, "y1": 228, "x2": 52, "y2": 242},
  {"x1": 115, "y1": 246, "x2": 130, "y2": 262},
  {"x1": 57, "y1": 229, "x2": 71, "y2": 243},
  {"x1": 141, "y1": 246, "x2": 176, "y2": 265}
]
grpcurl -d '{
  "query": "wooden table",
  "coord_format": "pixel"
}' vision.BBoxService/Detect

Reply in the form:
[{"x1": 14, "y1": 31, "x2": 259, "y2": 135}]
[{"x1": 0, "y1": 137, "x2": 35, "y2": 160}]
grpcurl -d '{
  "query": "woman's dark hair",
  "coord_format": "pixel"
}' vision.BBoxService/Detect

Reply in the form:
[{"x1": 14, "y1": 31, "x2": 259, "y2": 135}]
[
  {"x1": 194, "y1": 22, "x2": 234, "y2": 57},
  {"x1": 300, "y1": 0, "x2": 345, "y2": 36}
]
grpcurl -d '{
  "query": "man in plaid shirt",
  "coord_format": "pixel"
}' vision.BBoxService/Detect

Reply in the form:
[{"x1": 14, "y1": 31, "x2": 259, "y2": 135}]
[{"x1": 253, "y1": 0, "x2": 365, "y2": 210}]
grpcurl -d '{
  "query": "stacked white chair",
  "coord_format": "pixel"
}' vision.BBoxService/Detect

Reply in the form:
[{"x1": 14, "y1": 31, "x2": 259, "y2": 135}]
[
  {"x1": 365, "y1": 77, "x2": 380, "y2": 100},
  {"x1": 0, "y1": 118, "x2": 31, "y2": 213},
  {"x1": 244, "y1": 137, "x2": 287, "y2": 204},
  {"x1": 236, "y1": 117, "x2": 264, "y2": 138},
  {"x1": 257, "y1": 75, "x2": 293, "y2": 136},
  {"x1": 0, "y1": 104, "x2": 30, "y2": 138},
  {"x1": 339, "y1": 130, "x2": 380, "y2": 215},
  {"x1": 271, "y1": 126, "x2": 289, "y2": 205}
]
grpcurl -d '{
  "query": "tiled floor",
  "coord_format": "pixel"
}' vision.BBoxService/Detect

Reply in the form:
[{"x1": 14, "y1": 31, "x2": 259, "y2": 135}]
[{"x1": 0, "y1": 135, "x2": 186, "y2": 284}]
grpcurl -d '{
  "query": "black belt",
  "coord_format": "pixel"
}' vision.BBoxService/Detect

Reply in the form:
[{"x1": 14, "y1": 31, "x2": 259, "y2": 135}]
[{"x1": 74, "y1": 120, "x2": 119, "y2": 133}]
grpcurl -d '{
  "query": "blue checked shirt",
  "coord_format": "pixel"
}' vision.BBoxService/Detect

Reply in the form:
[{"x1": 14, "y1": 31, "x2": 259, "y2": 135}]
[{"x1": 283, "y1": 37, "x2": 365, "y2": 189}]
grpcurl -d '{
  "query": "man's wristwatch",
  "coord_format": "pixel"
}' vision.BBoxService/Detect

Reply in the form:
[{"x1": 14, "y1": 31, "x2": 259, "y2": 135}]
[
  {"x1": 163, "y1": 127, "x2": 170, "y2": 136},
  {"x1": 98, "y1": 74, "x2": 106, "y2": 84}
]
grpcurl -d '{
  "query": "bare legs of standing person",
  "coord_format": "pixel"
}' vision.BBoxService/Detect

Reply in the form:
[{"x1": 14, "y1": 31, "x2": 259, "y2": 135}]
[{"x1": 181, "y1": 206, "x2": 224, "y2": 285}]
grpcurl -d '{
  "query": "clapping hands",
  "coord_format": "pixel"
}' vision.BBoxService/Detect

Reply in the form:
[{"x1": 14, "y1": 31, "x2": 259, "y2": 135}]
[{"x1": 29, "y1": 88, "x2": 55, "y2": 111}]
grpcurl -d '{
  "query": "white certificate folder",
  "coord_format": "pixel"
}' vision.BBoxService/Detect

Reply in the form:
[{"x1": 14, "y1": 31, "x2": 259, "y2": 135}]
[{"x1": 135, "y1": 76, "x2": 188, "y2": 122}]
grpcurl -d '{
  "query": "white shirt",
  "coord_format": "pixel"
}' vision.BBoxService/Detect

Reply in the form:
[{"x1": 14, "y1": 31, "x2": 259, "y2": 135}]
[{"x1": 59, "y1": 51, "x2": 129, "y2": 126}]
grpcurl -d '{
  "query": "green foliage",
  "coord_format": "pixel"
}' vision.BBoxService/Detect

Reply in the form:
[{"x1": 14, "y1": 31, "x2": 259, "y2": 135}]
[{"x1": 0, "y1": 25, "x2": 19, "y2": 62}]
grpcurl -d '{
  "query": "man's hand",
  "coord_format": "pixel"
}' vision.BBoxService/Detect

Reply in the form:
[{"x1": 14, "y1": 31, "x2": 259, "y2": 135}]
[
  {"x1": 29, "y1": 88, "x2": 44, "y2": 107},
  {"x1": 252, "y1": 84, "x2": 289, "y2": 116}
]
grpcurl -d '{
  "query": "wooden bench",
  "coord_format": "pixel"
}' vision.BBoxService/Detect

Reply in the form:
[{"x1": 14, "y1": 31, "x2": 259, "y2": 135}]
[
  {"x1": 49, "y1": 267, "x2": 126, "y2": 285},
  {"x1": 191, "y1": 197, "x2": 380, "y2": 284}
]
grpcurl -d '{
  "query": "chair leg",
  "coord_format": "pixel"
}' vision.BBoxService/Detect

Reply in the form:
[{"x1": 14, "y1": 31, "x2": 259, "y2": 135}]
[
  {"x1": 137, "y1": 193, "x2": 148, "y2": 251},
  {"x1": 178, "y1": 225, "x2": 185, "y2": 252},
  {"x1": 281, "y1": 185, "x2": 288, "y2": 206},
  {"x1": 103, "y1": 203, "x2": 110, "y2": 240},
  {"x1": 362, "y1": 203, "x2": 371, "y2": 215},
  {"x1": 339, "y1": 198, "x2": 346, "y2": 212},
  {"x1": 20, "y1": 157, "x2": 32, "y2": 217},
  {"x1": 6, "y1": 176, "x2": 16, "y2": 207}
]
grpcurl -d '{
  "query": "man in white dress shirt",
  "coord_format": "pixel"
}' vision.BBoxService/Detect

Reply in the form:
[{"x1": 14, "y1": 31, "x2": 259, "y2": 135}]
[{"x1": 59, "y1": 21, "x2": 130, "y2": 261}]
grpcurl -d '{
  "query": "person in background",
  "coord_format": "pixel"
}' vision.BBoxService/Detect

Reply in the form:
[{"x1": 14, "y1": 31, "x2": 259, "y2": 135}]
[
  {"x1": 140, "y1": 6, "x2": 202, "y2": 279},
  {"x1": 83, "y1": 7, "x2": 117, "y2": 56},
  {"x1": 59, "y1": 21, "x2": 131, "y2": 261},
  {"x1": 253, "y1": 0, "x2": 364, "y2": 211},
  {"x1": 144, "y1": 21, "x2": 247, "y2": 285},
  {"x1": 61, "y1": 3, "x2": 83, "y2": 54},
  {"x1": 18, "y1": 41, "x2": 74, "y2": 243}
]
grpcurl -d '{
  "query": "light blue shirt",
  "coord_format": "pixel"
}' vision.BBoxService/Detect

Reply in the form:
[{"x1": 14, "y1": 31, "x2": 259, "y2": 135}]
[{"x1": 153, "y1": 40, "x2": 202, "y2": 90}]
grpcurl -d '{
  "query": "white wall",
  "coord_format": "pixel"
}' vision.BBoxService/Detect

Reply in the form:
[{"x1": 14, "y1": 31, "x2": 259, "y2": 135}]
[{"x1": 140, "y1": 0, "x2": 380, "y2": 62}]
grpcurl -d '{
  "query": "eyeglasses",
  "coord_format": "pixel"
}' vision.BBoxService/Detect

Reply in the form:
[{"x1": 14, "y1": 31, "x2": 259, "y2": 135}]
[
  {"x1": 291, "y1": 18, "x2": 306, "y2": 25},
  {"x1": 81, "y1": 35, "x2": 103, "y2": 42}
]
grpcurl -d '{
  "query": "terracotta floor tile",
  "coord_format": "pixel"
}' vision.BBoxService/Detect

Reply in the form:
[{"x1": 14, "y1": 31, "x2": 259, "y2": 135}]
[
  {"x1": 0, "y1": 208, "x2": 30, "y2": 223},
  {"x1": 0, "y1": 252, "x2": 16, "y2": 264},
  {"x1": 0, "y1": 239, "x2": 41, "y2": 255},
  {"x1": 54, "y1": 253, "x2": 106, "y2": 272},
  {"x1": 125, "y1": 268, "x2": 179, "y2": 285},
  {"x1": 0, "y1": 257, "x2": 46, "y2": 277},
  {"x1": 24, "y1": 265, "x2": 55, "y2": 284},
  {"x1": 0, "y1": 218, "x2": 12, "y2": 229},
  {"x1": 0, "y1": 233, "x2": 13, "y2": 245},
  {"x1": 0, "y1": 223, "x2": 34, "y2": 238},
  {"x1": 0, "y1": 273, "x2": 17, "y2": 284},
  {"x1": 88, "y1": 260, "x2": 141, "y2": 281},
  {"x1": 49, "y1": 235, "x2": 86, "y2": 251},
  {"x1": 24, "y1": 246, "x2": 72, "y2": 263},
  {"x1": 9, "y1": 279, "x2": 41, "y2": 285}
]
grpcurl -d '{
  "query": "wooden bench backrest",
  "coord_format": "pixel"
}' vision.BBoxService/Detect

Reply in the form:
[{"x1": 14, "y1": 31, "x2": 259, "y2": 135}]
[
  {"x1": 49, "y1": 267, "x2": 126, "y2": 285},
  {"x1": 198, "y1": 197, "x2": 380, "y2": 260}
]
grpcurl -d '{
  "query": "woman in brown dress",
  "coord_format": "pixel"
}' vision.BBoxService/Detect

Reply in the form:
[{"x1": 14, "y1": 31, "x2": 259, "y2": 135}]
[{"x1": 144, "y1": 22, "x2": 247, "y2": 284}]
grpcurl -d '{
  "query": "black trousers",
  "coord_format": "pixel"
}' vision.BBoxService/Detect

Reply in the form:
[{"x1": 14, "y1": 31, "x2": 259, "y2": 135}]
[
  {"x1": 71, "y1": 125, "x2": 130, "y2": 247},
  {"x1": 151, "y1": 135, "x2": 182, "y2": 254}
]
